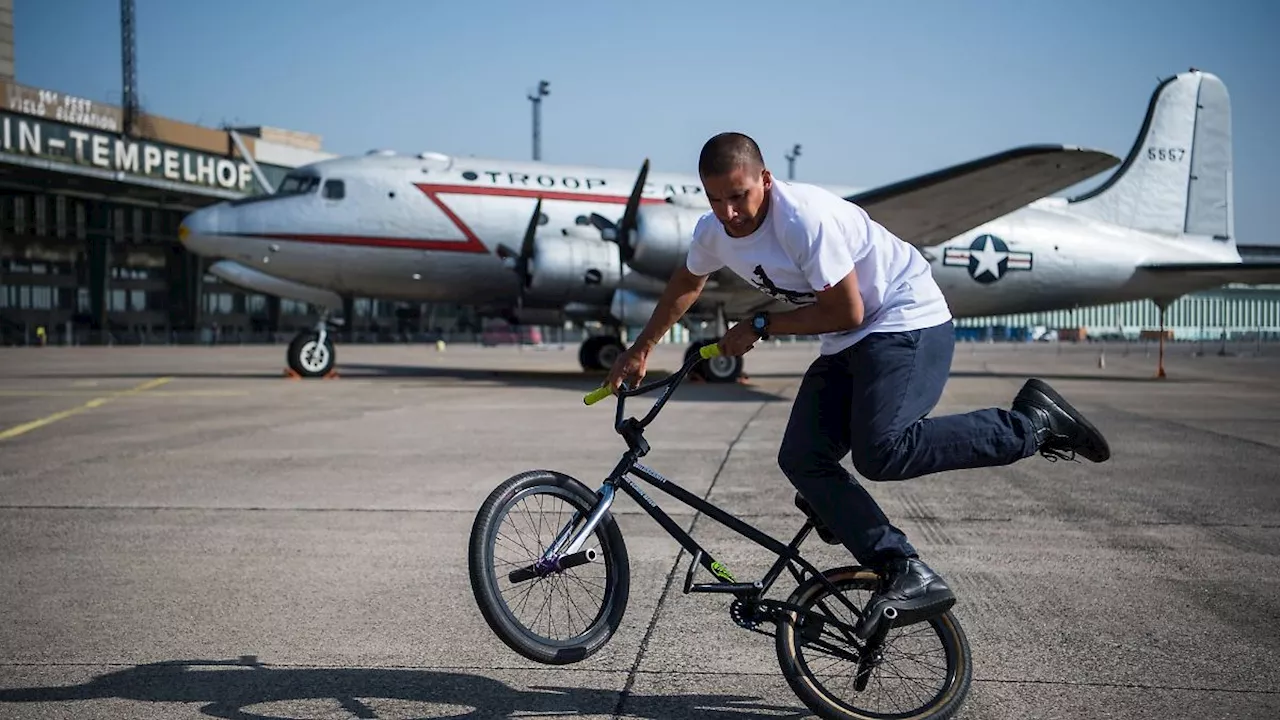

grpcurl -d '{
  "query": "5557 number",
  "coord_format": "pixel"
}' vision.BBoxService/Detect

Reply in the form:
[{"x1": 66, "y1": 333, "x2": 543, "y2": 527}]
[{"x1": 1148, "y1": 147, "x2": 1186, "y2": 162}]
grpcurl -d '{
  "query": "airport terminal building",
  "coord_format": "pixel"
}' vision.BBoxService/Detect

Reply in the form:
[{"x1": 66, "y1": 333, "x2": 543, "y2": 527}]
[{"x1": 0, "y1": 85, "x2": 478, "y2": 345}]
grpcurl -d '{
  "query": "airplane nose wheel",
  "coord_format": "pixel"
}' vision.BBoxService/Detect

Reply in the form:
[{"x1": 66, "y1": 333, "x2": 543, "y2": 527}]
[{"x1": 287, "y1": 331, "x2": 336, "y2": 378}]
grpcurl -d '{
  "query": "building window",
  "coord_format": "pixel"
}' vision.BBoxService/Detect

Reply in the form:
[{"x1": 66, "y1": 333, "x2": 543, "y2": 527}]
[
  {"x1": 34, "y1": 195, "x2": 47, "y2": 236},
  {"x1": 12, "y1": 195, "x2": 26, "y2": 235},
  {"x1": 55, "y1": 195, "x2": 68, "y2": 239},
  {"x1": 74, "y1": 201, "x2": 86, "y2": 240}
]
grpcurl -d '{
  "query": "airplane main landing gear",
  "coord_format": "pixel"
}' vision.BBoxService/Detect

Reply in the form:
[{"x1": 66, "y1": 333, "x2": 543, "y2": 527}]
[
  {"x1": 576, "y1": 334, "x2": 743, "y2": 383},
  {"x1": 578, "y1": 335, "x2": 626, "y2": 372},
  {"x1": 686, "y1": 339, "x2": 743, "y2": 383},
  {"x1": 287, "y1": 315, "x2": 340, "y2": 378}
]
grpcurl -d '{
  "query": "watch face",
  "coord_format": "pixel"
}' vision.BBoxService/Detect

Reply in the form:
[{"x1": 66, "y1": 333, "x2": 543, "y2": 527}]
[{"x1": 753, "y1": 315, "x2": 766, "y2": 330}]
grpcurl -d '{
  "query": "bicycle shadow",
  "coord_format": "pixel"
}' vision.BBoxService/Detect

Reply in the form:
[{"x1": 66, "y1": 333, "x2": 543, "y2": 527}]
[{"x1": 0, "y1": 656, "x2": 811, "y2": 719}]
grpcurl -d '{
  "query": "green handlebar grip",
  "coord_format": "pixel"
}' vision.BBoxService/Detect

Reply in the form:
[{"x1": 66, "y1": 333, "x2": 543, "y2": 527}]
[
  {"x1": 583, "y1": 385, "x2": 613, "y2": 406},
  {"x1": 700, "y1": 343, "x2": 722, "y2": 359}
]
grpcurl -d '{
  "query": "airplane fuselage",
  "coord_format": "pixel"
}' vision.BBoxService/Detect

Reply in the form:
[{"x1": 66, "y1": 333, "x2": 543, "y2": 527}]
[{"x1": 182, "y1": 152, "x2": 1244, "y2": 325}]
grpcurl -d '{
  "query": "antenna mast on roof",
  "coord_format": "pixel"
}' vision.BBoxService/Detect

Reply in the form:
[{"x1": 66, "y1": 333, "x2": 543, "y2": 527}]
[{"x1": 121, "y1": 0, "x2": 138, "y2": 137}]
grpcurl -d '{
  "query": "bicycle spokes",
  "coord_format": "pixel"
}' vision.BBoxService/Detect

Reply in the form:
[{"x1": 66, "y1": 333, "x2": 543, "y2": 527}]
[
  {"x1": 490, "y1": 489, "x2": 611, "y2": 643},
  {"x1": 790, "y1": 578, "x2": 955, "y2": 716}
]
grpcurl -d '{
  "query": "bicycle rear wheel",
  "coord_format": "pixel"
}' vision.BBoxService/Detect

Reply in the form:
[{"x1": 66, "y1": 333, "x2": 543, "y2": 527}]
[
  {"x1": 775, "y1": 566, "x2": 972, "y2": 720},
  {"x1": 468, "y1": 469, "x2": 630, "y2": 665}
]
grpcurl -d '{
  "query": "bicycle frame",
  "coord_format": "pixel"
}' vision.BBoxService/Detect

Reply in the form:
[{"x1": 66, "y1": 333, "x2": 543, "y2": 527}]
[{"x1": 548, "y1": 347, "x2": 866, "y2": 620}]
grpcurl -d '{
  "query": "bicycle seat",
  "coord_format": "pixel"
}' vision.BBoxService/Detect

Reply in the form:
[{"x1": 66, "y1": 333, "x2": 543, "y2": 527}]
[{"x1": 794, "y1": 492, "x2": 842, "y2": 546}]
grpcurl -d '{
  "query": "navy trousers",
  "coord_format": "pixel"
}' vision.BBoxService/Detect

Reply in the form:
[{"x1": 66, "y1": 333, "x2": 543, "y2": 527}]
[{"x1": 777, "y1": 320, "x2": 1039, "y2": 568}]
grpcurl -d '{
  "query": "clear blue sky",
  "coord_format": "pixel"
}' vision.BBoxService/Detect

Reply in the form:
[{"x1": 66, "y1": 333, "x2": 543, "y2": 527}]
[{"x1": 13, "y1": 0, "x2": 1280, "y2": 245}]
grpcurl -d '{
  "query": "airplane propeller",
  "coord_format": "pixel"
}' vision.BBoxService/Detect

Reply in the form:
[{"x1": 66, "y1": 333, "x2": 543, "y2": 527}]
[
  {"x1": 496, "y1": 196, "x2": 543, "y2": 310},
  {"x1": 590, "y1": 158, "x2": 649, "y2": 263}
]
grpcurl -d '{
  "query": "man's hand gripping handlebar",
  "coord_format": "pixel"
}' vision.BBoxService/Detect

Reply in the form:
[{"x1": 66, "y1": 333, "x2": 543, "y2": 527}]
[{"x1": 583, "y1": 343, "x2": 722, "y2": 406}]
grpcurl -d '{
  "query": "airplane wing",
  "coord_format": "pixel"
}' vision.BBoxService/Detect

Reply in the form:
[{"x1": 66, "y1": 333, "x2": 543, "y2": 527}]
[
  {"x1": 846, "y1": 145, "x2": 1121, "y2": 247},
  {"x1": 1136, "y1": 261, "x2": 1280, "y2": 286}
]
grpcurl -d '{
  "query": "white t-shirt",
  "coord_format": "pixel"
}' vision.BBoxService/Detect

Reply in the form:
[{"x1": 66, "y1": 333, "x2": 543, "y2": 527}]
[{"x1": 685, "y1": 180, "x2": 952, "y2": 355}]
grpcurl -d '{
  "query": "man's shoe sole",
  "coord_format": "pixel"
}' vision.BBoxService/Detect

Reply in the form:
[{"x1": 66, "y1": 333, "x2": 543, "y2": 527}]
[{"x1": 1019, "y1": 378, "x2": 1111, "y2": 463}]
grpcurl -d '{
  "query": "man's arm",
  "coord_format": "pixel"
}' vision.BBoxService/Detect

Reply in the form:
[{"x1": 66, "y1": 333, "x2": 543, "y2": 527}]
[
  {"x1": 762, "y1": 267, "x2": 864, "y2": 337},
  {"x1": 630, "y1": 264, "x2": 709, "y2": 351}
]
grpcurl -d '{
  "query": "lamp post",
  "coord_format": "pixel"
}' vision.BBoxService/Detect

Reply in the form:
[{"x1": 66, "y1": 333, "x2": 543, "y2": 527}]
[
  {"x1": 528, "y1": 80, "x2": 550, "y2": 161},
  {"x1": 785, "y1": 144, "x2": 801, "y2": 180}
]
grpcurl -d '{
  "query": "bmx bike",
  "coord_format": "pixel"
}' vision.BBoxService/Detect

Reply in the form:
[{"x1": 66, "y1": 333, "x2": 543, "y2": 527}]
[{"x1": 467, "y1": 344, "x2": 972, "y2": 720}]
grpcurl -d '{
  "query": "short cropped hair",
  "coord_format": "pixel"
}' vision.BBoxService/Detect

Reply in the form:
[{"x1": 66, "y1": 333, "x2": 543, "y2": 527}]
[{"x1": 698, "y1": 132, "x2": 765, "y2": 177}]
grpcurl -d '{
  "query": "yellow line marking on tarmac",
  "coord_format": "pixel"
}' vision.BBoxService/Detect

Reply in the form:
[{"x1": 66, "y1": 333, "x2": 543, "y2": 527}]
[
  {"x1": 0, "y1": 389, "x2": 245, "y2": 398},
  {"x1": 0, "y1": 377, "x2": 173, "y2": 441}
]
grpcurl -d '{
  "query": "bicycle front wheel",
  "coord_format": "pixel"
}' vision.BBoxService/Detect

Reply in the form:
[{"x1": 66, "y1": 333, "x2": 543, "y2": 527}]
[
  {"x1": 468, "y1": 469, "x2": 630, "y2": 665},
  {"x1": 775, "y1": 566, "x2": 972, "y2": 720}
]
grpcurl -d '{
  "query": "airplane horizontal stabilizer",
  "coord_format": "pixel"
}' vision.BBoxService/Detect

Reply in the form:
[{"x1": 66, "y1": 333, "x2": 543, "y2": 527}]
[
  {"x1": 1136, "y1": 261, "x2": 1280, "y2": 287},
  {"x1": 847, "y1": 145, "x2": 1120, "y2": 248}
]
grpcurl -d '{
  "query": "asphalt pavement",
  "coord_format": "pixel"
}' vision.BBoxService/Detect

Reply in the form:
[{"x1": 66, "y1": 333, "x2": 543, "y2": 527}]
[{"x1": 1, "y1": 339, "x2": 1277, "y2": 719}]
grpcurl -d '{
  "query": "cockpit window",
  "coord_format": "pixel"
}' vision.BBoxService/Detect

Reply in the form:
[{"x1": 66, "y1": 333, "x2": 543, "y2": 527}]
[
  {"x1": 229, "y1": 172, "x2": 321, "y2": 206},
  {"x1": 277, "y1": 174, "x2": 321, "y2": 195},
  {"x1": 323, "y1": 179, "x2": 345, "y2": 200}
]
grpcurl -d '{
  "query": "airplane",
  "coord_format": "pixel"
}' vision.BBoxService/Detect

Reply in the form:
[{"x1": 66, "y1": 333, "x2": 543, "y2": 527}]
[{"x1": 179, "y1": 68, "x2": 1280, "y2": 382}]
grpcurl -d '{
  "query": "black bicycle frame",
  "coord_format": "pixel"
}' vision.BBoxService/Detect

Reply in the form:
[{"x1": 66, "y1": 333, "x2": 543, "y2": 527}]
[
  {"x1": 553, "y1": 349, "x2": 862, "y2": 612},
  {"x1": 613, "y1": 452, "x2": 823, "y2": 598}
]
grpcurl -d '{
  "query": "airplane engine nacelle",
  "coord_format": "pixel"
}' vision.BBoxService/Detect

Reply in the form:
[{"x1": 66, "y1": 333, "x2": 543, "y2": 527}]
[
  {"x1": 525, "y1": 236, "x2": 622, "y2": 306},
  {"x1": 628, "y1": 204, "x2": 706, "y2": 279},
  {"x1": 609, "y1": 289, "x2": 660, "y2": 327}
]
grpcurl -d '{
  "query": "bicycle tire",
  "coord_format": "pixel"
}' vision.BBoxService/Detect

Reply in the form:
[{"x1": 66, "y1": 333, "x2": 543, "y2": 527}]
[
  {"x1": 775, "y1": 566, "x2": 972, "y2": 720},
  {"x1": 468, "y1": 469, "x2": 630, "y2": 665}
]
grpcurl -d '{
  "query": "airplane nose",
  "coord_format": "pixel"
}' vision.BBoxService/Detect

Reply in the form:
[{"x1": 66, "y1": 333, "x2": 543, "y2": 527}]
[{"x1": 179, "y1": 204, "x2": 227, "y2": 255}]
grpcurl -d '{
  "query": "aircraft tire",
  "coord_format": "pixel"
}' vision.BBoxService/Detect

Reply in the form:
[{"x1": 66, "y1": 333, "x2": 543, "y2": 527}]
[
  {"x1": 579, "y1": 335, "x2": 625, "y2": 372},
  {"x1": 287, "y1": 331, "x2": 335, "y2": 378},
  {"x1": 686, "y1": 339, "x2": 742, "y2": 384}
]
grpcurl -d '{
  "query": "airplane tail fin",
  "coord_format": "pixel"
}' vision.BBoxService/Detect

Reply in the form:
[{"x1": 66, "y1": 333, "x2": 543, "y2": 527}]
[{"x1": 1068, "y1": 69, "x2": 1233, "y2": 247}]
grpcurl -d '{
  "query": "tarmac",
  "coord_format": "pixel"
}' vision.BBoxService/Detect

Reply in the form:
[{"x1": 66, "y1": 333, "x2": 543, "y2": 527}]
[{"x1": 0, "y1": 339, "x2": 1277, "y2": 719}]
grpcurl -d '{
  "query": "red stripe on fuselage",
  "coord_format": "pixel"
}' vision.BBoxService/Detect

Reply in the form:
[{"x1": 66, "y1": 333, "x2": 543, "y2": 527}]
[
  {"x1": 235, "y1": 183, "x2": 672, "y2": 254},
  {"x1": 413, "y1": 183, "x2": 669, "y2": 205},
  {"x1": 248, "y1": 233, "x2": 490, "y2": 253}
]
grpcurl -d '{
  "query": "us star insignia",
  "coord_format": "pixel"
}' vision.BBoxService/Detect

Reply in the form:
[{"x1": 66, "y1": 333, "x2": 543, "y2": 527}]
[{"x1": 942, "y1": 234, "x2": 1033, "y2": 284}]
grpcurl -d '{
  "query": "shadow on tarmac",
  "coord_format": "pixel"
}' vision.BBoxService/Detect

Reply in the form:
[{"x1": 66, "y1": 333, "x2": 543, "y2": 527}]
[
  {"x1": 0, "y1": 656, "x2": 809, "y2": 719},
  {"x1": 3, "y1": 363, "x2": 790, "y2": 404}
]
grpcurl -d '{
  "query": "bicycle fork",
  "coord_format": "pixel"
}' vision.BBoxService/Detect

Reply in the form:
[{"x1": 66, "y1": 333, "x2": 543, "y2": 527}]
[{"x1": 508, "y1": 483, "x2": 615, "y2": 584}]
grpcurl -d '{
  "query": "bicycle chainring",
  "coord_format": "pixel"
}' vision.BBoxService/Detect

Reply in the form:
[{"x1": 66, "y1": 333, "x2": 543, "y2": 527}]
[{"x1": 730, "y1": 598, "x2": 765, "y2": 629}]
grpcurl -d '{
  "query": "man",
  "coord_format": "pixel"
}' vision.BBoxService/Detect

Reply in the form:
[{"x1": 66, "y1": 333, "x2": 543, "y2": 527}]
[{"x1": 605, "y1": 132, "x2": 1110, "y2": 637}]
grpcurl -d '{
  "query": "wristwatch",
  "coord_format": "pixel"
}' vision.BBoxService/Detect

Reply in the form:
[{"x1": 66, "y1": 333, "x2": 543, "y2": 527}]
[{"x1": 751, "y1": 311, "x2": 771, "y2": 339}]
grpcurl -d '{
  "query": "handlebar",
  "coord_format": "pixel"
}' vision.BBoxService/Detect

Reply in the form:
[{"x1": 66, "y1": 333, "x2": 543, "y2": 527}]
[
  {"x1": 584, "y1": 343, "x2": 721, "y2": 406},
  {"x1": 583, "y1": 342, "x2": 723, "y2": 439}
]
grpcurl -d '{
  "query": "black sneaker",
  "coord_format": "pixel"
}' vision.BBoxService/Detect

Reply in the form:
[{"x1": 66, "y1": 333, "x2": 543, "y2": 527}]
[
  {"x1": 855, "y1": 558, "x2": 956, "y2": 641},
  {"x1": 1012, "y1": 378, "x2": 1111, "y2": 463}
]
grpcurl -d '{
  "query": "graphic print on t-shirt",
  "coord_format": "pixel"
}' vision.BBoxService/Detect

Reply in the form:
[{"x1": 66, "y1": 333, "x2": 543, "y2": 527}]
[{"x1": 749, "y1": 264, "x2": 815, "y2": 306}]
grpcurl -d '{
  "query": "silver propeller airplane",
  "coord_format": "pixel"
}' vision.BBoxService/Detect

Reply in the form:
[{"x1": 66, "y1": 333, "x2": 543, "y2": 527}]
[{"x1": 179, "y1": 68, "x2": 1280, "y2": 381}]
